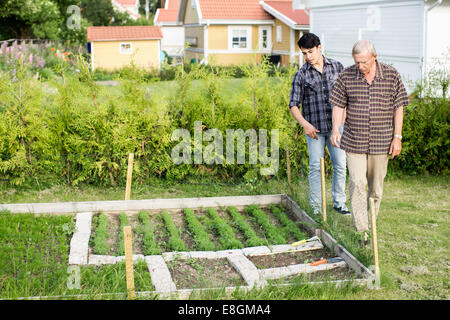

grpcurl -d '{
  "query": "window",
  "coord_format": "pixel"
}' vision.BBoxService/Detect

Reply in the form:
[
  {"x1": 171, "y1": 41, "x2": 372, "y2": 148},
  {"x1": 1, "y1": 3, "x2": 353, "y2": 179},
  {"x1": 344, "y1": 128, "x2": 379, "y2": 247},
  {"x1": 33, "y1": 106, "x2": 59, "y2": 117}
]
[
  {"x1": 232, "y1": 29, "x2": 248, "y2": 48},
  {"x1": 259, "y1": 26, "x2": 271, "y2": 50},
  {"x1": 191, "y1": 0, "x2": 196, "y2": 9},
  {"x1": 276, "y1": 25, "x2": 282, "y2": 43},
  {"x1": 228, "y1": 26, "x2": 252, "y2": 50},
  {"x1": 120, "y1": 43, "x2": 132, "y2": 54}
]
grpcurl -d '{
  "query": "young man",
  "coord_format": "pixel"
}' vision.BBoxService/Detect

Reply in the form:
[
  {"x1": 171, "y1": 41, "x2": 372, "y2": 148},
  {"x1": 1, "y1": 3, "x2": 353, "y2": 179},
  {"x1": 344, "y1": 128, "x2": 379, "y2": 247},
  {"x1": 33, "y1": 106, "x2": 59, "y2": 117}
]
[
  {"x1": 330, "y1": 39, "x2": 409, "y2": 245},
  {"x1": 289, "y1": 33, "x2": 350, "y2": 216}
]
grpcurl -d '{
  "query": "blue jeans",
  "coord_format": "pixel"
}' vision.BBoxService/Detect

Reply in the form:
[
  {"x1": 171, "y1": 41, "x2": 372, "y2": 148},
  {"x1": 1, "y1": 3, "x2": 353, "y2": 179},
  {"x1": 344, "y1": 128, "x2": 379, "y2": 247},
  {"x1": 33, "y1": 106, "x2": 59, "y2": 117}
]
[{"x1": 305, "y1": 125, "x2": 348, "y2": 213}]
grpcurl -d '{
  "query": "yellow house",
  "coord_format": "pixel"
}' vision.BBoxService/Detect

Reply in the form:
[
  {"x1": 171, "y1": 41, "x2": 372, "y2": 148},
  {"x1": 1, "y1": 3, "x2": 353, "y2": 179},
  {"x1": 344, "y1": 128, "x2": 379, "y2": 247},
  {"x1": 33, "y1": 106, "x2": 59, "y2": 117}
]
[
  {"x1": 259, "y1": 1, "x2": 309, "y2": 66},
  {"x1": 87, "y1": 26, "x2": 163, "y2": 71},
  {"x1": 178, "y1": 0, "x2": 275, "y2": 66},
  {"x1": 176, "y1": 0, "x2": 309, "y2": 66}
]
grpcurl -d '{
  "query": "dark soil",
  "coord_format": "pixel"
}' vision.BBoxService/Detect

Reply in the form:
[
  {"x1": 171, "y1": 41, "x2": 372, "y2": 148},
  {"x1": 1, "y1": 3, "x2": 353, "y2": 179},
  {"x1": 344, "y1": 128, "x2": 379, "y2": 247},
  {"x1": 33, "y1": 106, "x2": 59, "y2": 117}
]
[
  {"x1": 167, "y1": 258, "x2": 245, "y2": 289},
  {"x1": 248, "y1": 248, "x2": 336, "y2": 269},
  {"x1": 281, "y1": 266, "x2": 359, "y2": 283}
]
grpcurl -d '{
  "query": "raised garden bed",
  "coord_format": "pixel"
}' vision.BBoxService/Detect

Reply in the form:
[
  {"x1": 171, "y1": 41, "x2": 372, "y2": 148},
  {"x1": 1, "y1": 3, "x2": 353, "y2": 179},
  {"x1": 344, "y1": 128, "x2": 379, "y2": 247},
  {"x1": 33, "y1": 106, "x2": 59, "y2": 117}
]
[{"x1": 1, "y1": 194, "x2": 375, "y2": 299}]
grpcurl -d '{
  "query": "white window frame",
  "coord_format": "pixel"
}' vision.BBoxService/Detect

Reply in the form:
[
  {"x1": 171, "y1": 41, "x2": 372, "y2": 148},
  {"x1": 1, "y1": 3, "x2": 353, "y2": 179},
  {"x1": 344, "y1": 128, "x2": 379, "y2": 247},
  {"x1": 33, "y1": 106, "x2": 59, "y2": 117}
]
[
  {"x1": 276, "y1": 25, "x2": 282, "y2": 43},
  {"x1": 191, "y1": 0, "x2": 196, "y2": 9},
  {"x1": 228, "y1": 26, "x2": 252, "y2": 51},
  {"x1": 120, "y1": 42, "x2": 132, "y2": 54},
  {"x1": 259, "y1": 26, "x2": 272, "y2": 51}
]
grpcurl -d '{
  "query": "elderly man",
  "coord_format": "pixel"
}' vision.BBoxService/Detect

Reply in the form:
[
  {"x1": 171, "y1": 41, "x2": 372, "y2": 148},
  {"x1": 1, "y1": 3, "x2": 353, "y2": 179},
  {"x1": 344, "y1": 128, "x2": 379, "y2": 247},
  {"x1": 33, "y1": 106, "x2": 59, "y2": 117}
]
[
  {"x1": 289, "y1": 33, "x2": 350, "y2": 216},
  {"x1": 330, "y1": 39, "x2": 409, "y2": 245}
]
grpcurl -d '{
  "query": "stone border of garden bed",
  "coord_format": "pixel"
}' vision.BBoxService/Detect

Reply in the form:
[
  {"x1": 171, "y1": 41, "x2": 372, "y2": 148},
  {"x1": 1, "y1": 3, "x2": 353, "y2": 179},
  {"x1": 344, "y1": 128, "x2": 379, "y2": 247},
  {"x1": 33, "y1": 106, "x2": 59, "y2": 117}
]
[{"x1": 4, "y1": 194, "x2": 376, "y2": 299}]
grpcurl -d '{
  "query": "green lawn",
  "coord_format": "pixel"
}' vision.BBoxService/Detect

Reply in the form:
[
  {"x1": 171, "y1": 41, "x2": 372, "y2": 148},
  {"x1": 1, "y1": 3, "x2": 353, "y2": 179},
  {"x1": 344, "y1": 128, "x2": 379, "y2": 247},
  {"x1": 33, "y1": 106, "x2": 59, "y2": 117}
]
[{"x1": 0, "y1": 174, "x2": 448, "y2": 299}]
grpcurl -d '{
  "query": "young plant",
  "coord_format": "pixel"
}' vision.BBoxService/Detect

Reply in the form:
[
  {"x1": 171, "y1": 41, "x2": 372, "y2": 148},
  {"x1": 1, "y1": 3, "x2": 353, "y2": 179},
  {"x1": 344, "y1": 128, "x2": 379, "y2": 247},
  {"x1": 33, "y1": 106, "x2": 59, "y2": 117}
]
[
  {"x1": 206, "y1": 208, "x2": 243, "y2": 249},
  {"x1": 227, "y1": 206, "x2": 265, "y2": 247},
  {"x1": 117, "y1": 212, "x2": 129, "y2": 256},
  {"x1": 244, "y1": 205, "x2": 286, "y2": 245},
  {"x1": 136, "y1": 211, "x2": 161, "y2": 255},
  {"x1": 93, "y1": 213, "x2": 110, "y2": 255},
  {"x1": 161, "y1": 212, "x2": 187, "y2": 251},
  {"x1": 269, "y1": 203, "x2": 307, "y2": 240},
  {"x1": 184, "y1": 208, "x2": 216, "y2": 251}
]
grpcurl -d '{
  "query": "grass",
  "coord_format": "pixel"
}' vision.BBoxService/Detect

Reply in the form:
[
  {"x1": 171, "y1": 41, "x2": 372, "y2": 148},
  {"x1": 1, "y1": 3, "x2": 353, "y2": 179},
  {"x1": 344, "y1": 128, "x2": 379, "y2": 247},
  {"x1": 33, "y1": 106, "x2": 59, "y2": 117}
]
[{"x1": 0, "y1": 174, "x2": 448, "y2": 299}]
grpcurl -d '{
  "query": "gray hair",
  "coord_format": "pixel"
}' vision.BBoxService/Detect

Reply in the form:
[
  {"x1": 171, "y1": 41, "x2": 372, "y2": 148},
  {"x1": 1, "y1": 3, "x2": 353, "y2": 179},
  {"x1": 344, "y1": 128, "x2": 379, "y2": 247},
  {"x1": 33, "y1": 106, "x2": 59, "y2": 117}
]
[{"x1": 352, "y1": 39, "x2": 377, "y2": 56}]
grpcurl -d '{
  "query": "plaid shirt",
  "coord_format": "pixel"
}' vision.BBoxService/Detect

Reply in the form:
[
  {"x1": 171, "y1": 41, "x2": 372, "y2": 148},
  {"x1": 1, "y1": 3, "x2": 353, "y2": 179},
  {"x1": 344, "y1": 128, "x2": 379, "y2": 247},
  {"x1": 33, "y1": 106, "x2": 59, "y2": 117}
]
[
  {"x1": 329, "y1": 61, "x2": 410, "y2": 154},
  {"x1": 289, "y1": 56, "x2": 344, "y2": 133}
]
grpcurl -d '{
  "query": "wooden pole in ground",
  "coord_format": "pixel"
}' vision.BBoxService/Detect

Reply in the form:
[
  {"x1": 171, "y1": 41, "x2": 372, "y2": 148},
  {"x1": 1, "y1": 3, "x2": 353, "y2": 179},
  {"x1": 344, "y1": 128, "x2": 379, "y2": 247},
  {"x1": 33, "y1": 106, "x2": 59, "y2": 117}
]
[
  {"x1": 320, "y1": 157, "x2": 327, "y2": 223},
  {"x1": 123, "y1": 226, "x2": 135, "y2": 300},
  {"x1": 125, "y1": 153, "x2": 134, "y2": 201},
  {"x1": 286, "y1": 148, "x2": 292, "y2": 195},
  {"x1": 369, "y1": 198, "x2": 380, "y2": 282}
]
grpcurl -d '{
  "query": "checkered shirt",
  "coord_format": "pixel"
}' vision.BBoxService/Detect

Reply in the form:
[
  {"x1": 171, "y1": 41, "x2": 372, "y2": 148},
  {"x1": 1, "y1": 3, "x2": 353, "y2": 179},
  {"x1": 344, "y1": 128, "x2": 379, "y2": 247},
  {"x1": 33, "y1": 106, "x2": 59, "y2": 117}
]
[
  {"x1": 289, "y1": 56, "x2": 344, "y2": 133},
  {"x1": 329, "y1": 61, "x2": 410, "y2": 154}
]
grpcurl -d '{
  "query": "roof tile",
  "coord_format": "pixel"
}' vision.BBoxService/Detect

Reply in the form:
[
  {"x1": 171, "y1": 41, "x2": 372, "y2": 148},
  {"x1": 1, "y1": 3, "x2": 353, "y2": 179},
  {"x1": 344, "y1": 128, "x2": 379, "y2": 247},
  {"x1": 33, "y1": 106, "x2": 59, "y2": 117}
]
[{"x1": 87, "y1": 26, "x2": 163, "y2": 41}]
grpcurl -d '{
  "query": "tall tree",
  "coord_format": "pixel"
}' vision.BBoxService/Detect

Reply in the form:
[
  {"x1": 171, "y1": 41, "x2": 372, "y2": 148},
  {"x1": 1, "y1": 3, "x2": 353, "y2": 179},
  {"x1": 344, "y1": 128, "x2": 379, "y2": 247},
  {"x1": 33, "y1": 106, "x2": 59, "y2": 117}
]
[{"x1": 0, "y1": 0, "x2": 62, "y2": 39}]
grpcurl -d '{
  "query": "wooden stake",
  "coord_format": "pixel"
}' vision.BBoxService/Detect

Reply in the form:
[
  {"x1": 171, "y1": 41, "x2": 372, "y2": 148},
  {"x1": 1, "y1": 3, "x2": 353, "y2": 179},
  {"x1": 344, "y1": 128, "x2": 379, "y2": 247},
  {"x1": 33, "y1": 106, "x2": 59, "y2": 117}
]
[
  {"x1": 320, "y1": 157, "x2": 327, "y2": 223},
  {"x1": 369, "y1": 198, "x2": 380, "y2": 282},
  {"x1": 125, "y1": 153, "x2": 134, "y2": 201},
  {"x1": 286, "y1": 148, "x2": 292, "y2": 195},
  {"x1": 123, "y1": 226, "x2": 135, "y2": 300}
]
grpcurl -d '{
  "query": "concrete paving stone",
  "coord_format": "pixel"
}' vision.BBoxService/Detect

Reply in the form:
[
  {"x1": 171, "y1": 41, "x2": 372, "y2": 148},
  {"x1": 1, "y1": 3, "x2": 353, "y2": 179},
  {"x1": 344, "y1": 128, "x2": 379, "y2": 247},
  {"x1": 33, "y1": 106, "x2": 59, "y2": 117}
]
[
  {"x1": 268, "y1": 244, "x2": 293, "y2": 253},
  {"x1": 68, "y1": 212, "x2": 92, "y2": 265},
  {"x1": 189, "y1": 251, "x2": 218, "y2": 259},
  {"x1": 88, "y1": 255, "x2": 118, "y2": 265},
  {"x1": 162, "y1": 251, "x2": 191, "y2": 261},
  {"x1": 242, "y1": 246, "x2": 271, "y2": 256},
  {"x1": 227, "y1": 255, "x2": 266, "y2": 288},
  {"x1": 216, "y1": 249, "x2": 244, "y2": 258},
  {"x1": 260, "y1": 267, "x2": 292, "y2": 280},
  {"x1": 145, "y1": 255, "x2": 177, "y2": 292},
  {"x1": 116, "y1": 254, "x2": 145, "y2": 263}
]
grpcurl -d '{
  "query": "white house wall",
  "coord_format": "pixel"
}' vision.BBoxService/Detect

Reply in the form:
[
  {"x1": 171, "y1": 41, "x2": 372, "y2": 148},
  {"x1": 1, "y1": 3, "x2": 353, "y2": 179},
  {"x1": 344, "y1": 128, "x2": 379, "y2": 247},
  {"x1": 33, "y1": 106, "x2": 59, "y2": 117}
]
[
  {"x1": 426, "y1": 0, "x2": 450, "y2": 63},
  {"x1": 161, "y1": 26, "x2": 185, "y2": 56},
  {"x1": 310, "y1": 0, "x2": 426, "y2": 92}
]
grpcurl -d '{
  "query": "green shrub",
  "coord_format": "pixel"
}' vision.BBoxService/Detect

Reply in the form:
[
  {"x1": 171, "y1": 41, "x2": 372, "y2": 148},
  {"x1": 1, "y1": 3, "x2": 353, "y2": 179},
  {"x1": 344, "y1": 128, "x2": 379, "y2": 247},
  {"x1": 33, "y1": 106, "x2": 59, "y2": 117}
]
[{"x1": 394, "y1": 96, "x2": 449, "y2": 175}]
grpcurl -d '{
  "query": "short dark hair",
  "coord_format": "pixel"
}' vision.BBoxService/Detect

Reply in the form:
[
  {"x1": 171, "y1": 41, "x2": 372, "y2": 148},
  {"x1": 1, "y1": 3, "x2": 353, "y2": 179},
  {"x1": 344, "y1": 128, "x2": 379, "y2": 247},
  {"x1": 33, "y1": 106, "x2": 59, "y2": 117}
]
[{"x1": 297, "y1": 33, "x2": 321, "y2": 49}]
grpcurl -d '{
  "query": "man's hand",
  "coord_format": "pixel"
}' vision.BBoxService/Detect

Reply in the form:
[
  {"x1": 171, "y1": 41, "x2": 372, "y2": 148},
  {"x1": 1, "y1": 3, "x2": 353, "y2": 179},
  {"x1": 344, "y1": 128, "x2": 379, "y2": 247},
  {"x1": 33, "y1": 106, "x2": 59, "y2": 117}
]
[
  {"x1": 330, "y1": 130, "x2": 341, "y2": 148},
  {"x1": 303, "y1": 122, "x2": 320, "y2": 140},
  {"x1": 389, "y1": 137, "x2": 402, "y2": 159}
]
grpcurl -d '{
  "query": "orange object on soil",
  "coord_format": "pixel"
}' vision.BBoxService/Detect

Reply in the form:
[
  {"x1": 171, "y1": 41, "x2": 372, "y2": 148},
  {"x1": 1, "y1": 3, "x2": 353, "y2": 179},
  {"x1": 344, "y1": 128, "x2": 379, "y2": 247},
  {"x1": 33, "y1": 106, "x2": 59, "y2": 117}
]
[{"x1": 310, "y1": 259, "x2": 327, "y2": 266}]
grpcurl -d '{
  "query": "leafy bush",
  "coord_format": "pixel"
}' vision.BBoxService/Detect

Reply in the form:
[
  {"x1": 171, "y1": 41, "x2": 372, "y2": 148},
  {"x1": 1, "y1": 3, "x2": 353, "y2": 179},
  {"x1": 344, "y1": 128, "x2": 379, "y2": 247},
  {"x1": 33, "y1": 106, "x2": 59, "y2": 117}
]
[{"x1": 394, "y1": 96, "x2": 449, "y2": 175}]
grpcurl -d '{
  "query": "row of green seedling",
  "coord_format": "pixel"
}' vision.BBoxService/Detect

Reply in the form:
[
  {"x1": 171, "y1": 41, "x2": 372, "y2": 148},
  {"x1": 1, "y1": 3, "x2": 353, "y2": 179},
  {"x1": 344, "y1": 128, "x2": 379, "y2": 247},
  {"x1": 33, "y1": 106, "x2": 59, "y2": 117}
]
[
  {"x1": 117, "y1": 213, "x2": 129, "y2": 255},
  {"x1": 269, "y1": 203, "x2": 307, "y2": 241},
  {"x1": 184, "y1": 208, "x2": 216, "y2": 251},
  {"x1": 244, "y1": 204, "x2": 286, "y2": 244},
  {"x1": 135, "y1": 211, "x2": 161, "y2": 255},
  {"x1": 226, "y1": 206, "x2": 266, "y2": 247},
  {"x1": 206, "y1": 208, "x2": 243, "y2": 249},
  {"x1": 161, "y1": 211, "x2": 187, "y2": 251}
]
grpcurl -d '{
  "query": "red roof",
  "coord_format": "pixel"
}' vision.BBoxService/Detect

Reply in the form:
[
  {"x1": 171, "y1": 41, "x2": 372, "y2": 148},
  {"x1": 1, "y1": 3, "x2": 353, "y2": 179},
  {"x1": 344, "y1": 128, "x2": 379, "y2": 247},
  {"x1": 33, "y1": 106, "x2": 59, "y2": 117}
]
[
  {"x1": 263, "y1": 1, "x2": 309, "y2": 25},
  {"x1": 198, "y1": 0, "x2": 273, "y2": 20},
  {"x1": 155, "y1": 0, "x2": 181, "y2": 23},
  {"x1": 87, "y1": 26, "x2": 163, "y2": 41},
  {"x1": 113, "y1": 0, "x2": 138, "y2": 5}
]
